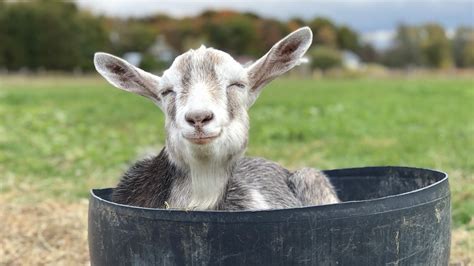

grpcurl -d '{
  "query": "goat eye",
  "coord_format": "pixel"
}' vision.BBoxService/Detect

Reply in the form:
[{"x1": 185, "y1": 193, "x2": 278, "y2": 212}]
[
  {"x1": 228, "y1": 82, "x2": 245, "y2": 89},
  {"x1": 161, "y1": 88, "x2": 174, "y2": 97}
]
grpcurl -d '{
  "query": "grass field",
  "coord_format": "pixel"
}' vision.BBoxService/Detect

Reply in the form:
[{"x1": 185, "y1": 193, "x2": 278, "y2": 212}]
[{"x1": 1, "y1": 75, "x2": 473, "y2": 264}]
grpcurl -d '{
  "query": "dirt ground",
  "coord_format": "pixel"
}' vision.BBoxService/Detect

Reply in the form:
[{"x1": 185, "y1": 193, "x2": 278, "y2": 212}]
[{"x1": 1, "y1": 198, "x2": 472, "y2": 266}]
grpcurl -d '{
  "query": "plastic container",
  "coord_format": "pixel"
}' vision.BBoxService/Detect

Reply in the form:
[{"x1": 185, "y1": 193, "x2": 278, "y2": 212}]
[{"x1": 88, "y1": 166, "x2": 450, "y2": 265}]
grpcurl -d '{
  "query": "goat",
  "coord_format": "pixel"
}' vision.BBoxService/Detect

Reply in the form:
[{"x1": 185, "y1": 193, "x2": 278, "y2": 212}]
[{"x1": 93, "y1": 27, "x2": 340, "y2": 210}]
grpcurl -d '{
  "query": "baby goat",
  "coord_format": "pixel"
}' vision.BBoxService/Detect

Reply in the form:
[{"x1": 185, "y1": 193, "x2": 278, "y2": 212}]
[{"x1": 94, "y1": 27, "x2": 339, "y2": 210}]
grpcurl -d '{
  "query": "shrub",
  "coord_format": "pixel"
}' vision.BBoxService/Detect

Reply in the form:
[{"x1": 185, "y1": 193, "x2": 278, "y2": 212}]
[{"x1": 309, "y1": 46, "x2": 342, "y2": 71}]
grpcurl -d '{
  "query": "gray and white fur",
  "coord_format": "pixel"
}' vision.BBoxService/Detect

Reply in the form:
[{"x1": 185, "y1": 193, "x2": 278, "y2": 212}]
[{"x1": 94, "y1": 27, "x2": 339, "y2": 210}]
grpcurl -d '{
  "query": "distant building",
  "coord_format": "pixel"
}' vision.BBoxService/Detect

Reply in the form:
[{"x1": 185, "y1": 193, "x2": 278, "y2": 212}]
[
  {"x1": 149, "y1": 35, "x2": 176, "y2": 63},
  {"x1": 342, "y1": 50, "x2": 362, "y2": 70},
  {"x1": 122, "y1": 35, "x2": 176, "y2": 68},
  {"x1": 123, "y1": 52, "x2": 142, "y2": 67}
]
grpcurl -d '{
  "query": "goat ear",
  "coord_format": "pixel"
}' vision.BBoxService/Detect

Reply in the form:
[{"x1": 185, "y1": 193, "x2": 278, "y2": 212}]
[
  {"x1": 94, "y1": 52, "x2": 161, "y2": 103},
  {"x1": 246, "y1": 27, "x2": 312, "y2": 106}
]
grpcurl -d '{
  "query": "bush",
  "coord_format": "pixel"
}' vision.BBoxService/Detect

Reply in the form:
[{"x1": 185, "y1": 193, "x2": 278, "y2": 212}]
[{"x1": 309, "y1": 46, "x2": 342, "y2": 71}]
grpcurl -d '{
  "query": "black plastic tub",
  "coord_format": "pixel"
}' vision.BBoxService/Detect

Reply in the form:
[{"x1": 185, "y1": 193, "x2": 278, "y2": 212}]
[{"x1": 88, "y1": 166, "x2": 450, "y2": 266}]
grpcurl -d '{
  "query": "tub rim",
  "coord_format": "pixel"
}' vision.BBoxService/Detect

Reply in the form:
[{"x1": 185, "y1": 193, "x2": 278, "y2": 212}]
[{"x1": 89, "y1": 166, "x2": 449, "y2": 223}]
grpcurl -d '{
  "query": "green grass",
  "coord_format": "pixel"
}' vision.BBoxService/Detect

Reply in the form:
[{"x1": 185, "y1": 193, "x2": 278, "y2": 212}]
[{"x1": 0, "y1": 75, "x2": 473, "y2": 227}]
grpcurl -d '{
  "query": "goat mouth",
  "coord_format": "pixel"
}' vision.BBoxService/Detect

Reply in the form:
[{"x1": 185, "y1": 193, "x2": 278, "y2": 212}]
[{"x1": 183, "y1": 132, "x2": 221, "y2": 145}]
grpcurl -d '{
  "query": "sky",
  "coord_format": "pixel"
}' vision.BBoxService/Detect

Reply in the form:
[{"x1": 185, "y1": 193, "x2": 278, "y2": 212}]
[{"x1": 75, "y1": 0, "x2": 474, "y2": 49}]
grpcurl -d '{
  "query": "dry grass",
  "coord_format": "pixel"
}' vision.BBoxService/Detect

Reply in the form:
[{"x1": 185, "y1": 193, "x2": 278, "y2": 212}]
[
  {"x1": 0, "y1": 195, "x2": 89, "y2": 266},
  {"x1": 1, "y1": 195, "x2": 472, "y2": 265},
  {"x1": 451, "y1": 223, "x2": 474, "y2": 266}
]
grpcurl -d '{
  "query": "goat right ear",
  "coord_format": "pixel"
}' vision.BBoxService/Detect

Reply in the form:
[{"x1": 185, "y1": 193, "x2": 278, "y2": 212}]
[
  {"x1": 94, "y1": 52, "x2": 161, "y2": 104},
  {"x1": 245, "y1": 27, "x2": 312, "y2": 106}
]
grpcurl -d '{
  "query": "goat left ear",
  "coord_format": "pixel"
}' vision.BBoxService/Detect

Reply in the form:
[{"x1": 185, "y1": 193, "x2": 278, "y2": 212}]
[{"x1": 246, "y1": 27, "x2": 312, "y2": 106}]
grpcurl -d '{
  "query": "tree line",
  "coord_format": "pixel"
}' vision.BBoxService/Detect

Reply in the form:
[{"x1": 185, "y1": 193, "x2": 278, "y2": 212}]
[{"x1": 0, "y1": 1, "x2": 472, "y2": 72}]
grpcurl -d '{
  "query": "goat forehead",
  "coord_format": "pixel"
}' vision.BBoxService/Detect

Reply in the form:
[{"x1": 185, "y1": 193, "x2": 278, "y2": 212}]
[{"x1": 163, "y1": 47, "x2": 245, "y2": 88}]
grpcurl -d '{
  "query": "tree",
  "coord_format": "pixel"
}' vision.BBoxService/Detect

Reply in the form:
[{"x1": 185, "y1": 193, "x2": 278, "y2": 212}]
[
  {"x1": 419, "y1": 24, "x2": 453, "y2": 68},
  {"x1": 0, "y1": 1, "x2": 108, "y2": 71},
  {"x1": 383, "y1": 23, "x2": 454, "y2": 68},
  {"x1": 336, "y1": 26, "x2": 360, "y2": 52},
  {"x1": 204, "y1": 13, "x2": 259, "y2": 56},
  {"x1": 108, "y1": 20, "x2": 156, "y2": 55},
  {"x1": 0, "y1": 2, "x2": 5, "y2": 67},
  {"x1": 0, "y1": 3, "x2": 38, "y2": 70},
  {"x1": 309, "y1": 17, "x2": 338, "y2": 47},
  {"x1": 160, "y1": 17, "x2": 200, "y2": 53},
  {"x1": 255, "y1": 19, "x2": 288, "y2": 54},
  {"x1": 287, "y1": 18, "x2": 305, "y2": 31},
  {"x1": 384, "y1": 24, "x2": 424, "y2": 67},
  {"x1": 452, "y1": 27, "x2": 474, "y2": 68},
  {"x1": 75, "y1": 12, "x2": 109, "y2": 70},
  {"x1": 309, "y1": 46, "x2": 342, "y2": 71},
  {"x1": 358, "y1": 43, "x2": 379, "y2": 63}
]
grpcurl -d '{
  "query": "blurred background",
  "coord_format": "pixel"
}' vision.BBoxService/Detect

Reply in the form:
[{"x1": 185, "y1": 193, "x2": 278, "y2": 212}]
[
  {"x1": 0, "y1": 0, "x2": 472, "y2": 264},
  {"x1": 1, "y1": 0, "x2": 473, "y2": 73}
]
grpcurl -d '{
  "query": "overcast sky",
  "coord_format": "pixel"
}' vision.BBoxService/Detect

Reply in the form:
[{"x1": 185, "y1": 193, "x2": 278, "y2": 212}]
[{"x1": 75, "y1": 0, "x2": 474, "y2": 49}]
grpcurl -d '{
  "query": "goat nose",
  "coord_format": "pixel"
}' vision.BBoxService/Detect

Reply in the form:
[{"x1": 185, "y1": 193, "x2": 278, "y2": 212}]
[{"x1": 185, "y1": 110, "x2": 214, "y2": 127}]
